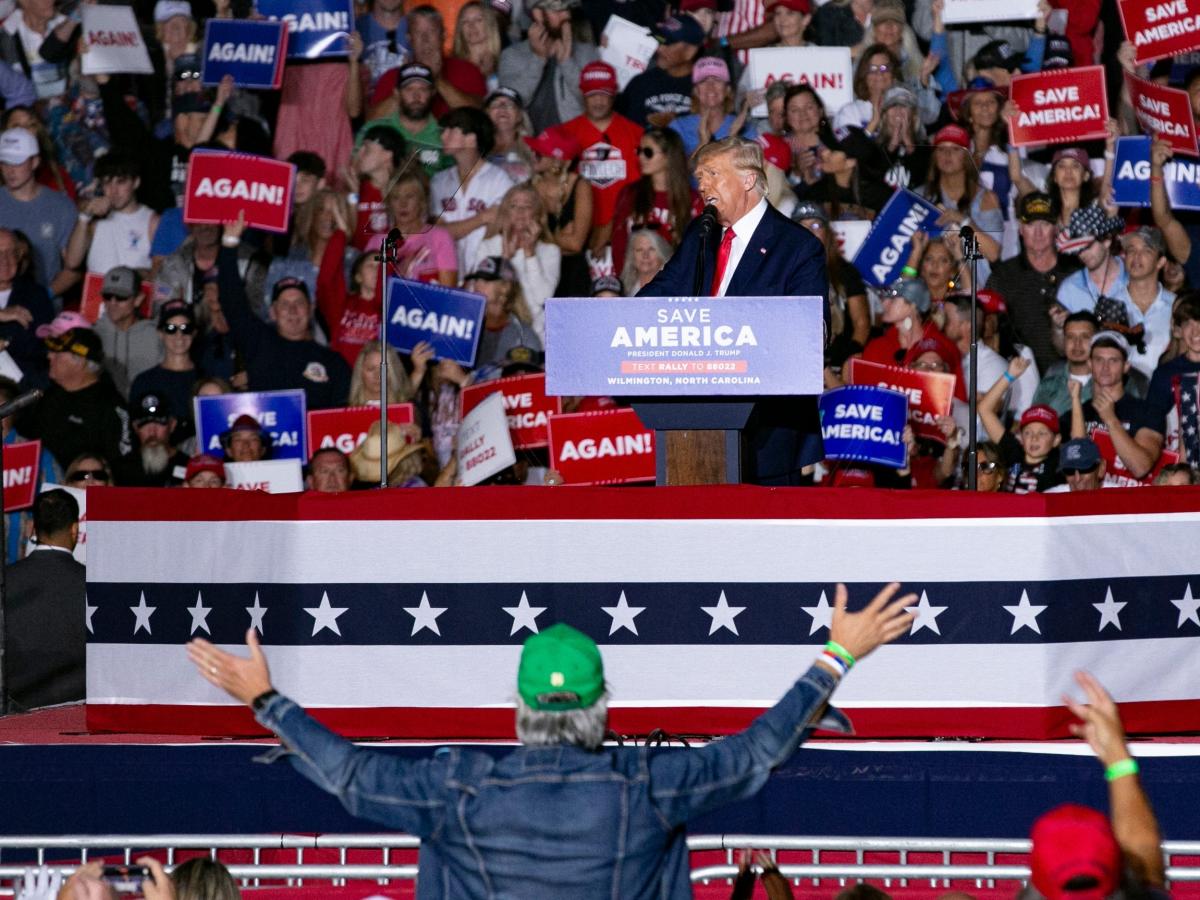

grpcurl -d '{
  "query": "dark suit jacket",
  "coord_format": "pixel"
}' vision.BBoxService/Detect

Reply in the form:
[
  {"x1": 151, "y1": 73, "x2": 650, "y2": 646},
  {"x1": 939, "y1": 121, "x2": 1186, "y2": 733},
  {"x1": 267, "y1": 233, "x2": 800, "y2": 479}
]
[
  {"x1": 4, "y1": 547, "x2": 86, "y2": 711},
  {"x1": 638, "y1": 201, "x2": 830, "y2": 483}
]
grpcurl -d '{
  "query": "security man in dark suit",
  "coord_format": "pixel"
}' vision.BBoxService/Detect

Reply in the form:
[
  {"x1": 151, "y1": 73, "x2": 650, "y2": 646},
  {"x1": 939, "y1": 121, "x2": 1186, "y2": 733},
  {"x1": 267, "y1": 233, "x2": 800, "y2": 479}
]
[
  {"x1": 4, "y1": 488, "x2": 86, "y2": 711},
  {"x1": 638, "y1": 136, "x2": 830, "y2": 485}
]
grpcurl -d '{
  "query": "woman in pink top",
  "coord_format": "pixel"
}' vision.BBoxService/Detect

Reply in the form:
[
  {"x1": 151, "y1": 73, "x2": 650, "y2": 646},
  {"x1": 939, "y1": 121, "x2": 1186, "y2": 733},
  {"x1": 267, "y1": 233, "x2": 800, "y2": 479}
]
[{"x1": 387, "y1": 170, "x2": 459, "y2": 286}]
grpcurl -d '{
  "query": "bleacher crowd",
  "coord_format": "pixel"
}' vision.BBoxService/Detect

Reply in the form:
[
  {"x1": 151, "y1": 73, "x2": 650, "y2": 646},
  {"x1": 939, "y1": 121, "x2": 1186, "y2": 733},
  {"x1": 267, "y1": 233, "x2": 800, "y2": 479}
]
[{"x1": 0, "y1": 0, "x2": 1196, "y2": 514}]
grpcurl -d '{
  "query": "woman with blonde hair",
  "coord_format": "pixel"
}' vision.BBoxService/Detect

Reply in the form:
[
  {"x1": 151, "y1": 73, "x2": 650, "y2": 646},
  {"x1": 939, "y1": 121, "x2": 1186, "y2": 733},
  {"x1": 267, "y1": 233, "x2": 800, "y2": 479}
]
[
  {"x1": 474, "y1": 182, "x2": 561, "y2": 341},
  {"x1": 292, "y1": 188, "x2": 343, "y2": 268},
  {"x1": 485, "y1": 88, "x2": 534, "y2": 183},
  {"x1": 386, "y1": 170, "x2": 458, "y2": 286},
  {"x1": 348, "y1": 339, "x2": 430, "y2": 407},
  {"x1": 669, "y1": 56, "x2": 755, "y2": 158},
  {"x1": 452, "y1": 2, "x2": 503, "y2": 93},
  {"x1": 526, "y1": 124, "x2": 593, "y2": 297}
]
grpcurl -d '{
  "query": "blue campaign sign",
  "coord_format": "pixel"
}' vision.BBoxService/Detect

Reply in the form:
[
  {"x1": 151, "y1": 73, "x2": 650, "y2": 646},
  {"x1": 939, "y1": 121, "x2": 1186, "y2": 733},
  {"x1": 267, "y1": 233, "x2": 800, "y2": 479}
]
[
  {"x1": 386, "y1": 277, "x2": 486, "y2": 368},
  {"x1": 193, "y1": 389, "x2": 308, "y2": 461},
  {"x1": 543, "y1": 295, "x2": 826, "y2": 397},
  {"x1": 202, "y1": 19, "x2": 288, "y2": 89},
  {"x1": 256, "y1": 0, "x2": 352, "y2": 59},
  {"x1": 851, "y1": 189, "x2": 944, "y2": 288},
  {"x1": 819, "y1": 385, "x2": 908, "y2": 468},
  {"x1": 1111, "y1": 135, "x2": 1200, "y2": 211}
]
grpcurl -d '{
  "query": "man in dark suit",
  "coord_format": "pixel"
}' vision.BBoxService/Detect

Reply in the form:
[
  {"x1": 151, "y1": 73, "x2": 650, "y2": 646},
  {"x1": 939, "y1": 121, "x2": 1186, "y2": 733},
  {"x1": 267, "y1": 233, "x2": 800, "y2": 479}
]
[
  {"x1": 638, "y1": 136, "x2": 829, "y2": 485},
  {"x1": 4, "y1": 488, "x2": 86, "y2": 711}
]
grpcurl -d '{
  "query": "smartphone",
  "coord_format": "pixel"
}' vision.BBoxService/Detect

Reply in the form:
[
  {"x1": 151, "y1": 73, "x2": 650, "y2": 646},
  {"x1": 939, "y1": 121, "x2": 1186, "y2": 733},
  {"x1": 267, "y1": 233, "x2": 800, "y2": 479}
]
[{"x1": 101, "y1": 865, "x2": 149, "y2": 894}]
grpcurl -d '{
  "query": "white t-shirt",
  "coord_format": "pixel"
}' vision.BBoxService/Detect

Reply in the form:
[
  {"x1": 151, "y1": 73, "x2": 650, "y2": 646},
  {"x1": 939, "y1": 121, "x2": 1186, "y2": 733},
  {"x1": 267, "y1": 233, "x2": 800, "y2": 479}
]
[
  {"x1": 430, "y1": 161, "x2": 516, "y2": 274},
  {"x1": 4, "y1": 10, "x2": 67, "y2": 99}
]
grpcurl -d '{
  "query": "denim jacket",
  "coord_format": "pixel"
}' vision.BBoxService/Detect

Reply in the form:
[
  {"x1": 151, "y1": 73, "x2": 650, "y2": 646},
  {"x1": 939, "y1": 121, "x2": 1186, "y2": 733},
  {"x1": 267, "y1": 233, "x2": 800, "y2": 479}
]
[{"x1": 254, "y1": 662, "x2": 850, "y2": 900}]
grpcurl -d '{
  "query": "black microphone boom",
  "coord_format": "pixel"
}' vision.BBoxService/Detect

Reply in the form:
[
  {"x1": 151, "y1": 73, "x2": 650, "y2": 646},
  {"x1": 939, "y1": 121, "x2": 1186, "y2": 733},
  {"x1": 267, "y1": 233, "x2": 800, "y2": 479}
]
[
  {"x1": 697, "y1": 204, "x2": 719, "y2": 238},
  {"x1": 0, "y1": 389, "x2": 42, "y2": 419}
]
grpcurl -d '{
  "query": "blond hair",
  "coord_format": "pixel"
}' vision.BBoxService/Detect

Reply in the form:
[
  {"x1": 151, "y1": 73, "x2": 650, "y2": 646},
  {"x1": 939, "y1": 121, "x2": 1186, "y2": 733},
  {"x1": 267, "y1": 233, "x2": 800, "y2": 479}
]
[{"x1": 691, "y1": 137, "x2": 768, "y2": 197}]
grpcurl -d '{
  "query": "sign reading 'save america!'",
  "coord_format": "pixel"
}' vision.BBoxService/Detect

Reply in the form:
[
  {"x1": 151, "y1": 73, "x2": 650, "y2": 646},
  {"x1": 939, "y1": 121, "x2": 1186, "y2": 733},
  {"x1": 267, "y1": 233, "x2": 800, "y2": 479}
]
[
  {"x1": 1009, "y1": 66, "x2": 1109, "y2": 146},
  {"x1": 184, "y1": 150, "x2": 296, "y2": 234},
  {"x1": 1119, "y1": 0, "x2": 1200, "y2": 63}
]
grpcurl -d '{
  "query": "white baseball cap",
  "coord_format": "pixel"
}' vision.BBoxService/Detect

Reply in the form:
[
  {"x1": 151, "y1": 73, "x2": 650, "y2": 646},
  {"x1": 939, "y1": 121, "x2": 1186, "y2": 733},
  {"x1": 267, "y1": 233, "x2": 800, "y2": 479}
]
[
  {"x1": 0, "y1": 128, "x2": 38, "y2": 166},
  {"x1": 153, "y1": 0, "x2": 192, "y2": 22}
]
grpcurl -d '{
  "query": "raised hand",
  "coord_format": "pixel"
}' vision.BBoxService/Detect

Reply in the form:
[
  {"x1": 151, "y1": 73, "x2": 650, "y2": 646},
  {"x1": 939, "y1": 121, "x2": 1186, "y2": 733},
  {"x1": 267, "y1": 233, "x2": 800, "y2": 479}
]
[
  {"x1": 826, "y1": 582, "x2": 916, "y2": 663},
  {"x1": 1064, "y1": 670, "x2": 1130, "y2": 767},
  {"x1": 187, "y1": 628, "x2": 273, "y2": 706}
]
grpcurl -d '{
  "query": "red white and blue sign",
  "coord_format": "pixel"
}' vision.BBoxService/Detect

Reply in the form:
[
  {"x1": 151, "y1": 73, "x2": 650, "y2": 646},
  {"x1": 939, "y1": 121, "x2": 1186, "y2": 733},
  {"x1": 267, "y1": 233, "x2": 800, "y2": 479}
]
[
  {"x1": 385, "y1": 277, "x2": 486, "y2": 368},
  {"x1": 256, "y1": 0, "x2": 353, "y2": 59},
  {"x1": 1110, "y1": 135, "x2": 1200, "y2": 210},
  {"x1": 819, "y1": 385, "x2": 908, "y2": 469},
  {"x1": 201, "y1": 19, "x2": 288, "y2": 89},
  {"x1": 543, "y1": 296, "x2": 826, "y2": 397},
  {"x1": 194, "y1": 389, "x2": 308, "y2": 461},
  {"x1": 851, "y1": 190, "x2": 945, "y2": 287}
]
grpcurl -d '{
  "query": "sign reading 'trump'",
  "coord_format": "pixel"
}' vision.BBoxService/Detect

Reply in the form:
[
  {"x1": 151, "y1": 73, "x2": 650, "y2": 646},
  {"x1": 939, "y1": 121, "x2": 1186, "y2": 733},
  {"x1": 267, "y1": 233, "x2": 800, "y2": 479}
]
[{"x1": 183, "y1": 150, "x2": 296, "y2": 234}]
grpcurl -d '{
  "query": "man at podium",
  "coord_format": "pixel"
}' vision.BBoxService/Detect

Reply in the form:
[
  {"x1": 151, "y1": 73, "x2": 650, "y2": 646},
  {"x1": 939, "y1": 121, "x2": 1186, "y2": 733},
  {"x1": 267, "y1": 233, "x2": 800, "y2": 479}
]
[{"x1": 638, "y1": 136, "x2": 830, "y2": 485}]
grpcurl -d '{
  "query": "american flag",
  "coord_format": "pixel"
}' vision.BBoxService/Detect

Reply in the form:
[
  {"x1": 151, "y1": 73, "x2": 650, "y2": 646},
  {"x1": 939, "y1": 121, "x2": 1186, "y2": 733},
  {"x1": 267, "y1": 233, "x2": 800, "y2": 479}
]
[
  {"x1": 1175, "y1": 372, "x2": 1200, "y2": 468},
  {"x1": 84, "y1": 487, "x2": 1200, "y2": 740}
]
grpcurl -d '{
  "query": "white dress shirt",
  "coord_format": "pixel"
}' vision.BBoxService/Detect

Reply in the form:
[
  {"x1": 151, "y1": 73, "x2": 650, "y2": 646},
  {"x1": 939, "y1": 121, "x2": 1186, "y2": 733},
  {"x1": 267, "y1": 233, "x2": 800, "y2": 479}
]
[{"x1": 715, "y1": 197, "x2": 769, "y2": 298}]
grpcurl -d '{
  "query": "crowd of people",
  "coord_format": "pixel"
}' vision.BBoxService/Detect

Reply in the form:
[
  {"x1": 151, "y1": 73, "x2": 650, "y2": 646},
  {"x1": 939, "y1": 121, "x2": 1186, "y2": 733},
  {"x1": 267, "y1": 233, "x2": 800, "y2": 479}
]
[{"x1": 0, "y1": 0, "x2": 1194, "y2": 513}]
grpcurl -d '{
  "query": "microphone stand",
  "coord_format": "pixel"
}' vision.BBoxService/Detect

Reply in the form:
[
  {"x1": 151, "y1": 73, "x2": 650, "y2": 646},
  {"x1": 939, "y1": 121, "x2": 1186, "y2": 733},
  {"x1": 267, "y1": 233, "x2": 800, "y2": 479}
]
[
  {"x1": 693, "y1": 207, "x2": 718, "y2": 297},
  {"x1": 962, "y1": 227, "x2": 981, "y2": 491},
  {"x1": 376, "y1": 231, "x2": 403, "y2": 488}
]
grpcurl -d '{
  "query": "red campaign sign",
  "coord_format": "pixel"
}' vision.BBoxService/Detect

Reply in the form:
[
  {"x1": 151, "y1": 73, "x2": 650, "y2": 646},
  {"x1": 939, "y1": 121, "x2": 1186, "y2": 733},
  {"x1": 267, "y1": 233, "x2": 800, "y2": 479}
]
[
  {"x1": 546, "y1": 408, "x2": 655, "y2": 486},
  {"x1": 80, "y1": 271, "x2": 156, "y2": 323},
  {"x1": 1118, "y1": 0, "x2": 1200, "y2": 63},
  {"x1": 305, "y1": 404, "x2": 415, "y2": 457},
  {"x1": 845, "y1": 358, "x2": 955, "y2": 445},
  {"x1": 3, "y1": 440, "x2": 40, "y2": 512},
  {"x1": 1124, "y1": 72, "x2": 1200, "y2": 156},
  {"x1": 183, "y1": 150, "x2": 296, "y2": 234},
  {"x1": 1091, "y1": 428, "x2": 1179, "y2": 487},
  {"x1": 460, "y1": 373, "x2": 562, "y2": 450},
  {"x1": 1008, "y1": 66, "x2": 1109, "y2": 147}
]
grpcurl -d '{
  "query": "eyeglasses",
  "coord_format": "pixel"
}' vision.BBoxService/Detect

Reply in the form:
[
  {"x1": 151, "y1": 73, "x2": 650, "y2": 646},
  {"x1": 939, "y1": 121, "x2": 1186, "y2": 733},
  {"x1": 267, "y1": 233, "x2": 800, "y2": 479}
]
[
  {"x1": 176, "y1": 70, "x2": 202, "y2": 81},
  {"x1": 68, "y1": 469, "x2": 108, "y2": 483},
  {"x1": 637, "y1": 146, "x2": 657, "y2": 158},
  {"x1": 867, "y1": 64, "x2": 892, "y2": 74},
  {"x1": 162, "y1": 322, "x2": 195, "y2": 335}
]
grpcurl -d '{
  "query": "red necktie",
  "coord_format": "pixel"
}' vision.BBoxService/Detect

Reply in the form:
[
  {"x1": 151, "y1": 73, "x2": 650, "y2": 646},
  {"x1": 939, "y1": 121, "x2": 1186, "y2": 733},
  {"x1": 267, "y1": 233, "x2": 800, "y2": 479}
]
[{"x1": 710, "y1": 227, "x2": 735, "y2": 296}]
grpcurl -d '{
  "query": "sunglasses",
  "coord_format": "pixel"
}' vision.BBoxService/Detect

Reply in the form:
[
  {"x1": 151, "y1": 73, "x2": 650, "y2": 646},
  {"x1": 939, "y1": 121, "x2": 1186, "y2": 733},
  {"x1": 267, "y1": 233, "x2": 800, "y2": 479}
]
[
  {"x1": 976, "y1": 461, "x2": 999, "y2": 473},
  {"x1": 162, "y1": 322, "x2": 195, "y2": 335},
  {"x1": 637, "y1": 146, "x2": 658, "y2": 158},
  {"x1": 176, "y1": 70, "x2": 202, "y2": 81},
  {"x1": 68, "y1": 469, "x2": 108, "y2": 483}
]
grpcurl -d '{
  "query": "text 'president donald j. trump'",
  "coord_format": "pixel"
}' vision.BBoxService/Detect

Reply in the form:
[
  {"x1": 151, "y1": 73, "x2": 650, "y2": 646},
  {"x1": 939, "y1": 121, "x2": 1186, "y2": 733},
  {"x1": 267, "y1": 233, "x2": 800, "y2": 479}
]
[{"x1": 637, "y1": 136, "x2": 830, "y2": 486}]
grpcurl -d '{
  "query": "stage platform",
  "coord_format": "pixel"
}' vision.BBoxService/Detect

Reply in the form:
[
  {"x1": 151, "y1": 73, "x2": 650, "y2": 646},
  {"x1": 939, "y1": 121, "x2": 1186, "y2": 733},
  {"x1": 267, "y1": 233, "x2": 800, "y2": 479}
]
[{"x1": 3, "y1": 704, "x2": 1199, "y2": 841}]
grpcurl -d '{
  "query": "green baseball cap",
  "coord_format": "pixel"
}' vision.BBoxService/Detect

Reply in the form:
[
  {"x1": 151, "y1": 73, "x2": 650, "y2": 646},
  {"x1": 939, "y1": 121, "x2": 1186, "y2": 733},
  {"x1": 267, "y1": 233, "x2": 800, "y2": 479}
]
[{"x1": 517, "y1": 623, "x2": 605, "y2": 711}]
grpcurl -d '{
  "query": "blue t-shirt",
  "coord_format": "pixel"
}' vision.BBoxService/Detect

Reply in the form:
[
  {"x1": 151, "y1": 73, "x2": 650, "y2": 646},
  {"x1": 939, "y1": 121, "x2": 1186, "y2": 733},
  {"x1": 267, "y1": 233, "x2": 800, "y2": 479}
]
[
  {"x1": 0, "y1": 186, "x2": 76, "y2": 291},
  {"x1": 356, "y1": 13, "x2": 410, "y2": 94},
  {"x1": 668, "y1": 113, "x2": 758, "y2": 159}
]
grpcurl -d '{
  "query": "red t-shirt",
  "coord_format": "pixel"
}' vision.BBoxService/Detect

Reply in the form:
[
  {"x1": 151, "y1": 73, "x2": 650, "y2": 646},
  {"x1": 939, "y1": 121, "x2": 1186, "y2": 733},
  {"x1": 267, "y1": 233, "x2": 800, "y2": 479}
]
[
  {"x1": 318, "y1": 229, "x2": 382, "y2": 366},
  {"x1": 561, "y1": 112, "x2": 643, "y2": 230},
  {"x1": 610, "y1": 183, "x2": 703, "y2": 273},
  {"x1": 353, "y1": 179, "x2": 389, "y2": 251}
]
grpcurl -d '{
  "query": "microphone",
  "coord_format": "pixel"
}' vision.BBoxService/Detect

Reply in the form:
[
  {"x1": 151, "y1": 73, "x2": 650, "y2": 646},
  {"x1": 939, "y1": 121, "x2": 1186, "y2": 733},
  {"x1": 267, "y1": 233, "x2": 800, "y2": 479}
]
[
  {"x1": 0, "y1": 388, "x2": 42, "y2": 418},
  {"x1": 697, "y1": 204, "x2": 719, "y2": 238},
  {"x1": 384, "y1": 227, "x2": 403, "y2": 247},
  {"x1": 960, "y1": 224, "x2": 977, "y2": 259}
]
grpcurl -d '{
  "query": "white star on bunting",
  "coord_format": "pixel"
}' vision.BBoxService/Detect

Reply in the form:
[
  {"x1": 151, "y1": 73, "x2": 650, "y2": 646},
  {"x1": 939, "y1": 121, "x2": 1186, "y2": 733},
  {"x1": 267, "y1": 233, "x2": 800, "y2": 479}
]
[
  {"x1": 130, "y1": 591, "x2": 156, "y2": 635},
  {"x1": 1171, "y1": 584, "x2": 1200, "y2": 629},
  {"x1": 1003, "y1": 590, "x2": 1047, "y2": 635},
  {"x1": 905, "y1": 591, "x2": 947, "y2": 635},
  {"x1": 188, "y1": 591, "x2": 212, "y2": 635},
  {"x1": 1093, "y1": 587, "x2": 1126, "y2": 632},
  {"x1": 305, "y1": 591, "x2": 348, "y2": 636},
  {"x1": 701, "y1": 591, "x2": 745, "y2": 636},
  {"x1": 801, "y1": 590, "x2": 833, "y2": 636},
  {"x1": 246, "y1": 592, "x2": 267, "y2": 635},
  {"x1": 602, "y1": 591, "x2": 644, "y2": 636},
  {"x1": 85, "y1": 593, "x2": 97, "y2": 635},
  {"x1": 404, "y1": 591, "x2": 447, "y2": 636},
  {"x1": 503, "y1": 591, "x2": 546, "y2": 635}
]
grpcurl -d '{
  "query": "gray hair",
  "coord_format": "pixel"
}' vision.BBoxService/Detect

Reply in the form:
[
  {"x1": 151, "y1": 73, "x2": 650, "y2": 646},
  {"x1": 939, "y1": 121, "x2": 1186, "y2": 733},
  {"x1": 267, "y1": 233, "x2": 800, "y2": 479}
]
[
  {"x1": 691, "y1": 136, "x2": 768, "y2": 198},
  {"x1": 620, "y1": 228, "x2": 671, "y2": 294},
  {"x1": 515, "y1": 693, "x2": 609, "y2": 750}
]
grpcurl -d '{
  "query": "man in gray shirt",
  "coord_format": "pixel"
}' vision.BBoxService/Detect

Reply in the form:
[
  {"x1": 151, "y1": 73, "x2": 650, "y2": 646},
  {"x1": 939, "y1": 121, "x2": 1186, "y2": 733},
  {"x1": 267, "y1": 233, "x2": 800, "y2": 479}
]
[
  {"x1": 91, "y1": 266, "x2": 162, "y2": 399},
  {"x1": 0, "y1": 128, "x2": 77, "y2": 296}
]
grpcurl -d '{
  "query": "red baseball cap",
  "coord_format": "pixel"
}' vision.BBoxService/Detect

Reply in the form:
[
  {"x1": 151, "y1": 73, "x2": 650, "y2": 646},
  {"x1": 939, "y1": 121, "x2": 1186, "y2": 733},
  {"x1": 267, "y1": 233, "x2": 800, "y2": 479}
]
[
  {"x1": 933, "y1": 124, "x2": 971, "y2": 149},
  {"x1": 976, "y1": 288, "x2": 1007, "y2": 314},
  {"x1": 757, "y1": 132, "x2": 791, "y2": 171},
  {"x1": 523, "y1": 126, "x2": 582, "y2": 162},
  {"x1": 185, "y1": 454, "x2": 226, "y2": 483},
  {"x1": 768, "y1": 0, "x2": 811, "y2": 12},
  {"x1": 679, "y1": 0, "x2": 718, "y2": 10},
  {"x1": 1030, "y1": 805, "x2": 1121, "y2": 900},
  {"x1": 579, "y1": 61, "x2": 618, "y2": 96},
  {"x1": 1020, "y1": 404, "x2": 1060, "y2": 433}
]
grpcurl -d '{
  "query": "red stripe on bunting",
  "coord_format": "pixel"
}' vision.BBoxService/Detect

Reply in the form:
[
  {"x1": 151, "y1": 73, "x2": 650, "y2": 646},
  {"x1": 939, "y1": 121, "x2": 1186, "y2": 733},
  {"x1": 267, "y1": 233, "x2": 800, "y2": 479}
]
[
  {"x1": 84, "y1": 698, "x2": 1200, "y2": 740},
  {"x1": 85, "y1": 485, "x2": 1200, "y2": 524}
]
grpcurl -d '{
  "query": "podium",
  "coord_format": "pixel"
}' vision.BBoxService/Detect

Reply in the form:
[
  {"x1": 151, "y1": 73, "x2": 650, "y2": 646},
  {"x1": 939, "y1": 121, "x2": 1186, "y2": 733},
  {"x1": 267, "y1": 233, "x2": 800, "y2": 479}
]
[{"x1": 543, "y1": 295, "x2": 826, "y2": 487}]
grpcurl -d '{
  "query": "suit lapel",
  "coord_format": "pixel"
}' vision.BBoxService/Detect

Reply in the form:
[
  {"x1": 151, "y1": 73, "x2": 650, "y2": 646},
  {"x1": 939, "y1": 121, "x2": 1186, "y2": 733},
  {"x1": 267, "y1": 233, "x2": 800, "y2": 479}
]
[{"x1": 724, "y1": 207, "x2": 774, "y2": 297}]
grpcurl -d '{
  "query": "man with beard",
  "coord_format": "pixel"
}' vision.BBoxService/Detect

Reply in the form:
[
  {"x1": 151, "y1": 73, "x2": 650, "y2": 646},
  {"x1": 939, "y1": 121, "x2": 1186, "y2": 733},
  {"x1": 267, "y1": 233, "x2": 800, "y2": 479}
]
[
  {"x1": 115, "y1": 391, "x2": 188, "y2": 486},
  {"x1": 498, "y1": 0, "x2": 598, "y2": 134},
  {"x1": 363, "y1": 64, "x2": 450, "y2": 176}
]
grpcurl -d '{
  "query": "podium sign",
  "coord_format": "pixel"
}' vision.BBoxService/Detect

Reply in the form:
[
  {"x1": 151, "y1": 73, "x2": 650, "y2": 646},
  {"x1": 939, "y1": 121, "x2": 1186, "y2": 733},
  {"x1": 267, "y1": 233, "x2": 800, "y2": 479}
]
[{"x1": 543, "y1": 296, "x2": 825, "y2": 396}]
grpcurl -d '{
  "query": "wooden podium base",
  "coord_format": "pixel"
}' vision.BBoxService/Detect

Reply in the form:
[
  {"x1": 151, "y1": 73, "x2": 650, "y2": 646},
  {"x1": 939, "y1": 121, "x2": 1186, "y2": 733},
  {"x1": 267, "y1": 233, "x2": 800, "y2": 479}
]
[{"x1": 660, "y1": 430, "x2": 742, "y2": 485}]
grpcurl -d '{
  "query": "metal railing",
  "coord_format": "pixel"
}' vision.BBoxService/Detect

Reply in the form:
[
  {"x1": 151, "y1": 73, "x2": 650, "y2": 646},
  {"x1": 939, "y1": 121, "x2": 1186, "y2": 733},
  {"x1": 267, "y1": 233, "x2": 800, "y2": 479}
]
[{"x1": 0, "y1": 834, "x2": 1197, "y2": 889}]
